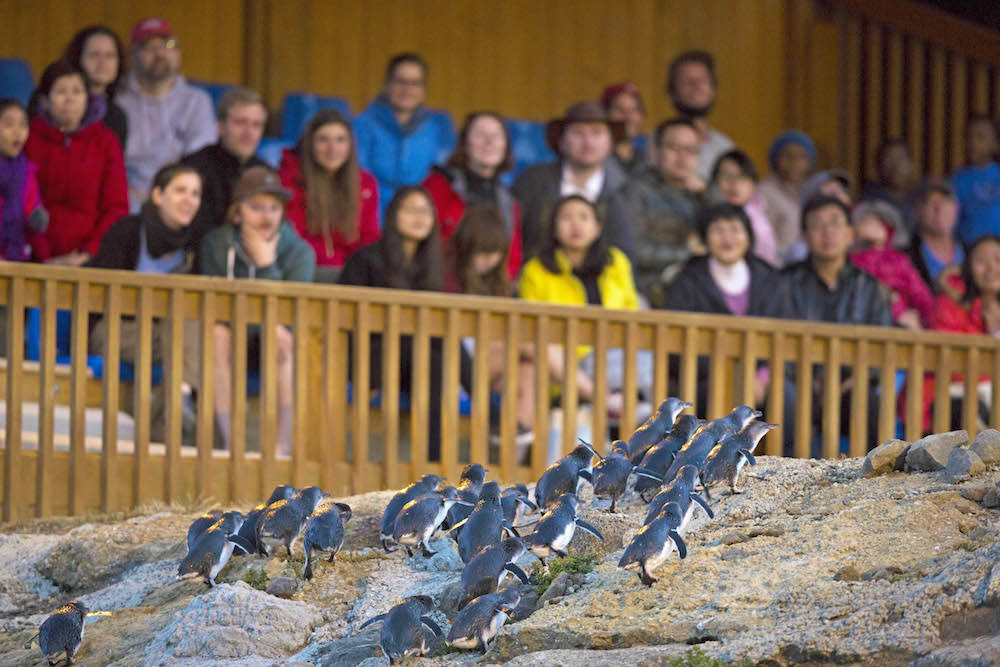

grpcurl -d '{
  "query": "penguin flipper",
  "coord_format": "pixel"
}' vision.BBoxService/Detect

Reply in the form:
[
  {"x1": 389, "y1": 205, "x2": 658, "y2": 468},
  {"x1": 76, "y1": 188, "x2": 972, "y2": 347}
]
[
  {"x1": 502, "y1": 521, "x2": 521, "y2": 539},
  {"x1": 577, "y1": 470, "x2": 593, "y2": 483},
  {"x1": 575, "y1": 518, "x2": 604, "y2": 540},
  {"x1": 516, "y1": 497, "x2": 537, "y2": 511},
  {"x1": 577, "y1": 437, "x2": 604, "y2": 460},
  {"x1": 690, "y1": 492, "x2": 715, "y2": 519},
  {"x1": 420, "y1": 616, "x2": 444, "y2": 637},
  {"x1": 358, "y1": 613, "x2": 387, "y2": 631},
  {"x1": 504, "y1": 562, "x2": 530, "y2": 584},
  {"x1": 668, "y1": 530, "x2": 688, "y2": 559},
  {"x1": 739, "y1": 449, "x2": 757, "y2": 465},
  {"x1": 632, "y1": 466, "x2": 665, "y2": 482},
  {"x1": 445, "y1": 518, "x2": 468, "y2": 538},
  {"x1": 227, "y1": 535, "x2": 256, "y2": 555}
]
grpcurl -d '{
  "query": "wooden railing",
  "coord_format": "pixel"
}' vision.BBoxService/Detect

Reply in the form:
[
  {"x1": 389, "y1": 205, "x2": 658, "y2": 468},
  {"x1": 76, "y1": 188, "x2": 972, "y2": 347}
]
[
  {"x1": 833, "y1": 0, "x2": 1000, "y2": 182},
  {"x1": 2, "y1": 261, "x2": 999, "y2": 520}
]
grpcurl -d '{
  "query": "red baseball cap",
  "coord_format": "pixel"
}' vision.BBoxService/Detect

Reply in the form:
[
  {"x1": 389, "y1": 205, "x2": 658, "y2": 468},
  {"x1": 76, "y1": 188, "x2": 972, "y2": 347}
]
[{"x1": 130, "y1": 17, "x2": 175, "y2": 46}]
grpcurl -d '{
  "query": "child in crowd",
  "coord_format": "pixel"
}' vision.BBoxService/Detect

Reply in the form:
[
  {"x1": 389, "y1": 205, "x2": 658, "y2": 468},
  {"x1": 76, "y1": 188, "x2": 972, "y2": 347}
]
[
  {"x1": 952, "y1": 114, "x2": 1000, "y2": 245},
  {"x1": 849, "y1": 200, "x2": 935, "y2": 330},
  {"x1": 0, "y1": 99, "x2": 47, "y2": 262},
  {"x1": 710, "y1": 149, "x2": 778, "y2": 266},
  {"x1": 756, "y1": 130, "x2": 816, "y2": 266}
]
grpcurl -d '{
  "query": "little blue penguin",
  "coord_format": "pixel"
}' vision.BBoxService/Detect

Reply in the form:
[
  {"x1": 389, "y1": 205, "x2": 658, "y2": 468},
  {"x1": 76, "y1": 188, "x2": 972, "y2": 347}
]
[
  {"x1": 634, "y1": 415, "x2": 704, "y2": 496},
  {"x1": 447, "y1": 586, "x2": 521, "y2": 652},
  {"x1": 656, "y1": 414, "x2": 752, "y2": 499},
  {"x1": 38, "y1": 600, "x2": 88, "y2": 666},
  {"x1": 380, "y1": 474, "x2": 445, "y2": 552},
  {"x1": 626, "y1": 397, "x2": 691, "y2": 463},
  {"x1": 448, "y1": 481, "x2": 519, "y2": 563},
  {"x1": 500, "y1": 483, "x2": 536, "y2": 526},
  {"x1": 619, "y1": 501, "x2": 688, "y2": 586},
  {"x1": 258, "y1": 486, "x2": 325, "y2": 557},
  {"x1": 178, "y1": 511, "x2": 251, "y2": 586},
  {"x1": 591, "y1": 440, "x2": 664, "y2": 512},
  {"x1": 393, "y1": 486, "x2": 473, "y2": 557},
  {"x1": 533, "y1": 442, "x2": 598, "y2": 510},
  {"x1": 235, "y1": 484, "x2": 296, "y2": 557},
  {"x1": 718, "y1": 404, "x2": 762, "y2": 432},
  {"x1": 644, "y1": 464, "x2": 714, "y2": 530},
  {"x1": 302, "y1": 501, "x2": 353, "y2": 580},
  {"x1": 445, "y1": 463, "x2": 488, "y2": 529},
  {"x1": 185, "y1": 510, "x2": 222, "y2": 553},
  {"x1": 701, "y1": 421, "x2": 777, "y2": 499},
  {"x1": 522, "y1": 493, "x2": 604, "y2": 565},
  {"x1": 358, "y1": 595, "x2": 443, "y2": 664},
  {"x1": 459, "y1": 537, "x2": 530, "y2": 610}
]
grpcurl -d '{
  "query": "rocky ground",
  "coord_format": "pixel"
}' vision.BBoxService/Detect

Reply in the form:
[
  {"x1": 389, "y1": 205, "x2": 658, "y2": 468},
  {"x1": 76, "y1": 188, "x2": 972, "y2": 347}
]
[{"x1": 1, "y1": 429, "x2": 999, "y2": 666}]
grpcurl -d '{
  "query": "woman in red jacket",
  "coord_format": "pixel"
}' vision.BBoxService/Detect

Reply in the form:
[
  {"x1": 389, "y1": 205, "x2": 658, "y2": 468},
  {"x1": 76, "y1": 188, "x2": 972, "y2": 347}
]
[
  {"x1": 25, "y1": 60, "x2": 128, "y2": 265},
  {"x1": 423, "y1": 111, "x2": 523, "y2": 278},
  {"x1": 278, "y1": 108, "x2": 379, "y2": 277}
]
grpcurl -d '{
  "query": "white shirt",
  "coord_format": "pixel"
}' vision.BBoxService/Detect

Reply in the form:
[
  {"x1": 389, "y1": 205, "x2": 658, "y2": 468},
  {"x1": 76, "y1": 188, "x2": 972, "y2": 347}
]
[
  {"x1": 697, "y1": 128, "x2": 735, "y2": 182},
  {"x1": 560, "y1": 164, "x2": 605, "y2": 202}
]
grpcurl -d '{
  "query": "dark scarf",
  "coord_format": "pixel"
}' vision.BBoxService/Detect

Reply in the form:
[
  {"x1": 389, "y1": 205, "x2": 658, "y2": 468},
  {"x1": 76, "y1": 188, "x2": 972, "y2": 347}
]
[
  {"x1": 0, "y1": 152, "x2": 28, "y2": 260},
  {"x1": 140, "y1": 202, "x2": 192, "y2": 258}
]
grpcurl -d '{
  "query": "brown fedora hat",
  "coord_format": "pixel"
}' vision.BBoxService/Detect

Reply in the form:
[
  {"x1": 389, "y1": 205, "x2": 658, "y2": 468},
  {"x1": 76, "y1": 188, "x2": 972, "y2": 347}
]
[{"x1": 545, "y1": 100, "x2": 627, "y2": 153}]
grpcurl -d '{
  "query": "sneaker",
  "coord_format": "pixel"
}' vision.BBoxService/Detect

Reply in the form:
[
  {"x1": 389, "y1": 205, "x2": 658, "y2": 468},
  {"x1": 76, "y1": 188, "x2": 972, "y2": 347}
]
[{"x1": 489, "y1": 423, "x2": 534, "y2": 447}]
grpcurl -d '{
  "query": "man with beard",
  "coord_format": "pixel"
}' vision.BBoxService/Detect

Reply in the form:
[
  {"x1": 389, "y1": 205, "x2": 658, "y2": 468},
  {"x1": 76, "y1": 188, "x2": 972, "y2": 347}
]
[
  {"x1": 117, "y1": 18, "x2": 216, "y2": 211},
  {"x1": 665, "y1": 50, "x2": 734, "y2": 183}
]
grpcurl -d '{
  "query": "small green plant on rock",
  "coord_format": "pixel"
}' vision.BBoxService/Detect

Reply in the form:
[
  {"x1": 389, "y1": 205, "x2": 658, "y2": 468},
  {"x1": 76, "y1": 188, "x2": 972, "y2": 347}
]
[
  {"x1": 669, "y1": 646, "x2": 749, "y2": 667},
  {"x1": 242, "y1": 567, "x2": 269, "y2": 591},
  {"x1": 531, "y1": 553, "x2": 597, "y2": 597}
]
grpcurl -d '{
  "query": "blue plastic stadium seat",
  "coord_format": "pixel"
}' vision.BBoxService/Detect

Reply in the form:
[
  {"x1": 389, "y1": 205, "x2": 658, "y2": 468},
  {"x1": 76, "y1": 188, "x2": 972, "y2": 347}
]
[
  {"x1": 188, "y1": 80, "x2": 234, "y2": 111},
  {"x1": 256, "y1": 137, "x2": 292, "y2": 169},
  {"x1": 280, "y1": 93, "x2": 352, "y2": 142},
  {"x1": 0, "y1": 58, "x2": 34, "y2": 106},
  {"x1": 504, "y1": 119, "x2": 555, "y2": 185}
]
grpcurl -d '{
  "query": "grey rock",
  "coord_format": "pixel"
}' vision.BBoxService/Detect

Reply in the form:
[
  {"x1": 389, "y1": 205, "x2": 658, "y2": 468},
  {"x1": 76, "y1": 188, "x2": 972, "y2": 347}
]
[
  {"x1": 905, "y1": 431, "x2": 969, "y2": 472},
  {"x1": 944, "y1": 447, "x2": 986, "y2": 482},
  {"x1": 292, "y1": 625, "x2": 380, "y2": 667},
  {"x1": 970, "y1": 428, "x2": 1000, "y2": 465},
  {"x1": 720, "y1": 548, "x2": 750, "y2": 561},
  {"x1": 405, "y1": 539, "x2": 463, "y2": 572},
  {"x1": 537, "y1": 571, "x2": 572, "y2": 607},
  {"x1": 984, "y1": 490, "x2": 1000, "y2": 508},
  {"x1": 959, "y1": 484, "x2": 993, "y2": 503},
  {"x1": 862, "y1": 439, "x2": 910, "y2": 476},
  {"x1": 266, "y1": 576, "x2": 297, "y2": 598},
  {"x1": 910, "y1": 635, "x2": 1000, "y2": 667},
  {"x1": 974, "y1": 563, "x2": 1000, "y2": 607}
]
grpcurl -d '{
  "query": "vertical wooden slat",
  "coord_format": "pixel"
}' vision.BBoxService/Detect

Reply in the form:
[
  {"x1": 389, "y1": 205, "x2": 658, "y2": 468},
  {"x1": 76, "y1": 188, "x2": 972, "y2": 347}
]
[
  {"x1": 353, "y1": 301, "x2": 372, "y2": 489},
  {"x1": 885, "y1": 30, "x2": 904, "y2": 138},
  {"x1": 794, "y1": 334, "x2": 812, "y2": 459},
  {"x1": 36, "y1": 280, "x2": 57, "y2": 517},
  {"x1": 972, "y1": 63, "x2": 991, "y2": 114},
  {"x1": 230, "y1": 293, "x2": 248, "y2": 503},
  {"x1": 132, "y1": 286, "x2": 153, "y2": 507},
  {"x1": 382, "y1": 304, "x2": 401, "y2": 490},
  {"x1": 100, "y1": 284, "x2": 121, "y2": 514},
  {"x1": 3, "y1": 277, "x2": 24, "y2": 522},
  {"x1": 841, "y1": 16, "x2": 863, "y2": 181},
  {"x1": 440, "y1": 308, "x2": 461, "y2": 483},
  {"x1": 949, "y1": 55, "x2": 968, "y2": 174},
  {"x1": 740, "y1": 331, "x2": 756, "y2": 408},
  {"x1": 196, "y1": 292, "x2": 215, "y2": 500},
  {"x1": 410, "y1": 305, "x2": 430, "y2": 479},
  {"x1": 323, "y1": 298, "x2": 344, "y2": 494},
  {"x1": 905, "y1": 343, "x2": 925, "y2": 442},
  {"x1": 292, "y1": 297, "x2": 309, "y2": 487},
  {"x1": 878, "y1": 342, "x2": 898, "y2": 444},
  {"x1": 850, "y1": 339, "x2": 871, "y2": 457},
  {"x1": 591, "y1": 318, "x2": 608, "y2": 452},
  {"x1": 259, "y1": 295, "x2": 279, "y2": 499},
  {"x1": 561, "y1": 318, "x2": 579, "y2": 458},
  {"x1": 680, "y1": 325, "x2": 698, "y2": 413},
  {"x1": 653, "y1": 322, "x2": 668, "y2": 404},
  {"x1": 864, "y1": 22, "x2": 883, "y2": 182},
  {"x1": 822, "y1": 337, "x2": 842, "y2": 460},
  {"x1": 933, "y1": 345, "x2": 952, "y2": 434},
  {"x1": 765, "y1": 331, "x2": 785, "y2": 457},
  {"x1": 163, "y1": 287, "x2": 184, "y2": 504},
  {"x1": 963, "y1": 346, "x2": 980, "y2": 438},
  {"x1": 621, "y1": 320, "x2": 638, "y2": 434},
  {"x1": 500, "y1": 313, "x2": 519, "y2": 479},
  {"x1": 707, "y1": 329, "x2": 727, "y2": 420},
  {"x1": 908, "y1": 38, "x2": 927, "y2": 178},
  {"x1": 533, "y1": 315, "x2": 550, "y2": 476},
  {"x1": 470, "y1": 310, "x2": 490, "y2": 471},
  {"x1": 68, "y1": 281, "x2": 89, "y2": 516},
  {"x1": 928, "y1": 46, "x2": 947, "y2": 176}
]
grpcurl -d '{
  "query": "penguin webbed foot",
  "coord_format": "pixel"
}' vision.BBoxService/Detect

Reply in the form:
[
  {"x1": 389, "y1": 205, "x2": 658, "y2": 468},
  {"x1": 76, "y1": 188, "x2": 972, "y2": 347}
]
[{"x1": 327, "y1": 551, "x2": 337, "y2": 563}]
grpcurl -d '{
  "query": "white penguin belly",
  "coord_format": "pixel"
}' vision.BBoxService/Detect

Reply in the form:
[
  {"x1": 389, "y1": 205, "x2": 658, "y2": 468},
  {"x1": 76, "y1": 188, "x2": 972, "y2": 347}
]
[
  {"x1": 450, "y1": 635, "x2": 479, "y2": 649},
  {"x1": 483, "y1": 611, "x2": 508, "y2": 643},
  {"x1": 645, "y1": 538, "x2": 675, "y2": 572},
  {"x1": 678, "y1": 502, "x2": 694, "y2": 535},
  {"x1": 550, "y1": 522, "x2": 576, "y2": 552},
  {"x1": 210, "y1": 541, "x2": 235, "y2": 580}
]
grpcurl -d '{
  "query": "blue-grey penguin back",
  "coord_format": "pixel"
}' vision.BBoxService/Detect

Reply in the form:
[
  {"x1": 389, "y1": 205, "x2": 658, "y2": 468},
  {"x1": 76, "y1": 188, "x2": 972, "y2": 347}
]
[
  {"x1": 381, "y1": 474, "x2": 444, "y2": 539},
  {"x1": 38, "y1": 600, "x2": 88, "y2": 664},
  {"x1": 456, "y1": 481, "x2": 505, "y2": 562},
  {"x1": 186, "y1": 510, "x2": 222, "y2": 552}
]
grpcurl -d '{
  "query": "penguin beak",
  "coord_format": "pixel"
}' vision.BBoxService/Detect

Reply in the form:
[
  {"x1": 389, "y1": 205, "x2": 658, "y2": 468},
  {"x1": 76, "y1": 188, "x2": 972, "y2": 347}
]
[{"x1": 577, "y1": 438, "x2": 603, "y2": 460}]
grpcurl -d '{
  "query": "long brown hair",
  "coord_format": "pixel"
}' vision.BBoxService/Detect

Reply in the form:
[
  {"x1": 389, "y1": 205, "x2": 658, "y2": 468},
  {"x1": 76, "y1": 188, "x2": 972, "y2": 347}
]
[
  {"x1": 298, "y1": 108, "x2": 360, "y2": 242},
  {"x1": 448, "y1": 203, "x2": 511, "y2": 296},
  {"x1": 446, "y1": 111, "x2": 515, "y2": 174}
]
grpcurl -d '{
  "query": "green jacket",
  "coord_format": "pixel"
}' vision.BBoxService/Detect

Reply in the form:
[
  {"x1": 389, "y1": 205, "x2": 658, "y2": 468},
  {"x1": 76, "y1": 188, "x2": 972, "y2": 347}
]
[{"x1": 198, "y1": 221, "x2": 316, "y2": 283}]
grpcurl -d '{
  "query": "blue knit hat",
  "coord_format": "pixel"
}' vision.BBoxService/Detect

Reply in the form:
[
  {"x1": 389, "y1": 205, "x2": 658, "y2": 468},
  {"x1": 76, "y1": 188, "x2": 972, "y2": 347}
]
[{"x1": 767, "y1": 130, "x2": 817, "y2": 171}]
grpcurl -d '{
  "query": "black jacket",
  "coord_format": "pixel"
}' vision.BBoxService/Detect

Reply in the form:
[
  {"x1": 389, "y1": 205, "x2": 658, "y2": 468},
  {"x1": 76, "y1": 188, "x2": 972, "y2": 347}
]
[
  {"x1": 664, "y1": 255, "x2": 789, "y2": 319},
  {"x1": 182, "y1": 142, "x2": 268, "y2": 248},
  {"x1": 89, "y1": 203, "x2": 194, "y2": 273},
  {"x1": 339, "y1": 242, "x2": 400, "y2": 289},
  {"x1": 783, "y1": 259, "x2": 893, "y2": 326}
]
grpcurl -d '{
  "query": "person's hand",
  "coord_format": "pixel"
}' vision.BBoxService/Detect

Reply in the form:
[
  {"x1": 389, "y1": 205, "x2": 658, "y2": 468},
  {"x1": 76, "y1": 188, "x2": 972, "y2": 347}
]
[
  {"x1": 45, "y1": 251, "x2": 90, "y2": 266},
  {"x1": 897, "y1": 308, "x2": 923, "y2": 330},
  {"x1": 685, "y1": 173, "x2": 707, "y2": 194},
  {"x1": 241, "y1": 223, "x2": 279, "y2": 267}
]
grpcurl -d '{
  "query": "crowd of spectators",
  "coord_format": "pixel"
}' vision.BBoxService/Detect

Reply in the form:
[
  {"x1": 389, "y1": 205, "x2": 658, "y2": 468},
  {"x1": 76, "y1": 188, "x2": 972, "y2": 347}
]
[{"x1": 4, "y1": 17, "x2": 1000, "y2": 458}]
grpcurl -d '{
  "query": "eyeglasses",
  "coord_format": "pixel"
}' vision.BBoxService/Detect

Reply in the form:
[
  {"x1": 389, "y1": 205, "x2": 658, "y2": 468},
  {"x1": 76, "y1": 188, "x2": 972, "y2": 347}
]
[
  {"x1": 142, "y1": 38, "x2": 179, "y2": 52},
  {"x1": 390, "y1": 77, "x2": 425, "y2": 88},
  {"x1": 661, "y1": 142, "x2": 700, "y2": 157}
]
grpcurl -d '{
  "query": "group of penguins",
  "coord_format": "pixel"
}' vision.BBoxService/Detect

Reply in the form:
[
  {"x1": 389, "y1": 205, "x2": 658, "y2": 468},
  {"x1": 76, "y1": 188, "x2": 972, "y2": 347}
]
[{"x1": 34, "y1": 397, "x2": 777, "y2": 666}]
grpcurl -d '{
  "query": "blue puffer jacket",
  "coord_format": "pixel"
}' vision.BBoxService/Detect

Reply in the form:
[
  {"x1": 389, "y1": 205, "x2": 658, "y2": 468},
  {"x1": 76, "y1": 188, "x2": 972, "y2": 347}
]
[{"x1": 354, "y1": 94, "x2": 456, "y2": 218}]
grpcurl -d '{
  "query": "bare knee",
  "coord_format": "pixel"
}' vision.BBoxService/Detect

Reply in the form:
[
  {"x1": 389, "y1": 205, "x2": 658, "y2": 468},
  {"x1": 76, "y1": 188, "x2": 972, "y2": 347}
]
[
  {"x1": 213, "y1": 325, "x2": 232, "y2": 367},
  {"x1": 276, "y1": 326, "x2": 294, "y2": 365}
]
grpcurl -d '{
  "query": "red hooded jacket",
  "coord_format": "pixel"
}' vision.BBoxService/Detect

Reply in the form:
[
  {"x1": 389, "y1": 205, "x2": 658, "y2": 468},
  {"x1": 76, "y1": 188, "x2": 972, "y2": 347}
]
[
  {"x1": 277, "y1": 149, "x2": 380, "y2": 268},
  {"x1": 849, "y1": 219, "x2": 935, "y2": 326},
  {"x1": 24, "y1": 112, "x2": 127, "y2": 260}
]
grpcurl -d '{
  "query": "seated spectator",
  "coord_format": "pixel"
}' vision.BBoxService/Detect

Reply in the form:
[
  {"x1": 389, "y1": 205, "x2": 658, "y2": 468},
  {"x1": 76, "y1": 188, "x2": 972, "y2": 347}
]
[
  {"x1": 89, "y1": 163, "x2": 202, "y2": 443},
  {"x1": 279, "y1": 108, "x2": 379, "y2": 280},
  {"x1": 117, "y1": 18, "x2": 216, "y2": 210},
  {"x1": 952, "y1": 114, "x2": 1000, "y2": 244},
  {"x1": 757, "y1": 130, "x2": 816, "y2": 265},
  {"x1": 513, "y1": 101, "x2": 635, "y2": 266},
  {"x1": 849, "y1": 201, "x2": 934, "y2": 330},
  {"x1": 860, "y1": 138, "x2": 918, "y2": 246},
  {"x1": 0, "y1": 99, "x2": 47, "y2": 262},
  {"x1": 665, "y1": 50, "x2": 733, "y2": 181},
  {"x1": 424, "y1": 111, "x2": 522, "y2": 278},
  {"x1": 354, "y1": 53, "x2": 456, "y2": 216},
  {"x1": 908, "y1": 179, "x2": 965, "y2": 295},
  {"x1": 710, "y1": 149, "x2": 778, "y2": 266},
  {"x1": 339, "y1": 186, "x2": 447, "y2": 460},
  {"x1": 25, "y1": 60, "x2": 128, "y2": 264},
  {"x1": 183, "y1": 86, "x2": 269, "y2": 249},
  {"x1": 601, "y1": 82, "x2": 647, "y2": 175},
  {"x1": 519, "y1": 195, "x2": 653, "y2": 460},
  {"x1": 625, "y1": 117, "x2": 704, "y2": 304},
  {"x1": 786, "y1": 169, "x2": 855, "y2": 264},
  {"x1": 199, "y1": 167, "x2": 316, "y2": 455}
]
